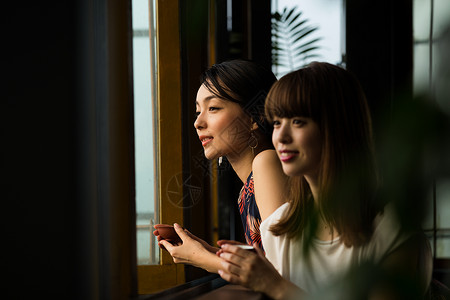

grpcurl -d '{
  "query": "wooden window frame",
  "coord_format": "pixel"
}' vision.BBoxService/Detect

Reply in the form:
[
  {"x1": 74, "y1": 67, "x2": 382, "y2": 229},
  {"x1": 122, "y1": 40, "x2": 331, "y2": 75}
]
[{"x1": 137, "y1": 0, "x2": 185, "y2": 294}]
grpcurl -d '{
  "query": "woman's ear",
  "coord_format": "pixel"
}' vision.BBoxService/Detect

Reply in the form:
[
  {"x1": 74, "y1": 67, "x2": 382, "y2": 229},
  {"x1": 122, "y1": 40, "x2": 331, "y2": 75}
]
[
  {"x1": 251, "y1": 120, "x2": 259, "y2": 131},
  {"x1": 251, "y1": 115, "x2": 265, "y2": 131}
]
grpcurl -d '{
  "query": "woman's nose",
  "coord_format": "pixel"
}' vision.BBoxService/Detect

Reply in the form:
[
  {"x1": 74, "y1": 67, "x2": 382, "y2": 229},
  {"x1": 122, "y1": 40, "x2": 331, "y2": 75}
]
[
  {"x1": 274, "y1": 124, "x2": 292, "y2": 144},
  {"x1": 194, "y1": 112, "x2": 205, "y2": 129}
]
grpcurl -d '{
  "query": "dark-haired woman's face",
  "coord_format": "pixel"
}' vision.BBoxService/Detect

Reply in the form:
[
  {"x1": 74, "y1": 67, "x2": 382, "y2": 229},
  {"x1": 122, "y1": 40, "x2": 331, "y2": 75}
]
[
  {"x1": 272, "y1": 116, "x2": 321, "y2": 178},
  {"x1": 194, "y1": 84, "x2": 253, "y2": 160}
]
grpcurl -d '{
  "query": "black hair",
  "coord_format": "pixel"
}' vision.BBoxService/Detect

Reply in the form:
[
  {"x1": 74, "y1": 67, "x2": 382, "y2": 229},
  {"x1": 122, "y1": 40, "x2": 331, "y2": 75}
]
[{"x1": 200, "y1": 59, "x2": 277, "y2": 140}]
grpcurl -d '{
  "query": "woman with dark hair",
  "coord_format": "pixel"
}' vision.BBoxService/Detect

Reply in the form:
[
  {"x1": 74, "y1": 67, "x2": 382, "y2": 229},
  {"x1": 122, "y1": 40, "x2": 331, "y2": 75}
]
[
  {"x1": 154, "y1": 59, "x2": 288, "y2": 274},
  {"x1": 218, "y1": 62, "x2": 432, "y2": 299}
]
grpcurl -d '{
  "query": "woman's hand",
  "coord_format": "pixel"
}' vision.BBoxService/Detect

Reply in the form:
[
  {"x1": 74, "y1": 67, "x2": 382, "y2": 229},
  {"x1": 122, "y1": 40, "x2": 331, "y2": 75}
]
[
  {"x1": 218, "y1": 244, "x2": 303, "y2": 299},
  {"x1": 184, "y1": 228, "x2": 219, "y2": 253},
  {"x1": 215, "y1": 240, "x2": 246, "y2": 256},
  {"x1": 153, "y1": 224, "x2": 218, "y2": 253},
  {"x1": 217, "y1": 240, "x2": 246, "y2": 247},
  {"x1": 155, "y1": 223, "x2": 221, "y2": 273}
]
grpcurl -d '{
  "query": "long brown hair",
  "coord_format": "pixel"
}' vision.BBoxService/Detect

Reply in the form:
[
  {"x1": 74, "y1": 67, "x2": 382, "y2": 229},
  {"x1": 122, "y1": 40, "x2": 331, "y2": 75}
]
[{"x1": 265, "y1": 62, "x2": 381, "y2": 247}]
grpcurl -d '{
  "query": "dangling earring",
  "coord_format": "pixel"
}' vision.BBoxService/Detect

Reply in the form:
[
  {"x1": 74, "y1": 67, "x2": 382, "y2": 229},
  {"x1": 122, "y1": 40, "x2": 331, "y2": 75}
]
[
  {"x1": 218, "y1": 156, "x2": 223, "y2": 166},
  {"x1": 248, "y1": 131, "x2": 258, "y2": 157}
]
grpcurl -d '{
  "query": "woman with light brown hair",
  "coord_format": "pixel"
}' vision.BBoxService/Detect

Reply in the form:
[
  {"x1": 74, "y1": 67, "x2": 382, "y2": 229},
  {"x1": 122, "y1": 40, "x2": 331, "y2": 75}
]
[{"x1": 218, "y1": 62, "x2": 432, "y2": 299}]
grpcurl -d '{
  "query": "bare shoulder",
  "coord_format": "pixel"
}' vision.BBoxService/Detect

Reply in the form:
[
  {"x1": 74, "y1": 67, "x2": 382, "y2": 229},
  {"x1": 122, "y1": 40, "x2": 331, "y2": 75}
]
[
  {"x1": 252, "y1": 149, "x2": 281, "y2": 172},
  {"x1": 252, "y1": 149, "x2": 288, "y2": 220}
]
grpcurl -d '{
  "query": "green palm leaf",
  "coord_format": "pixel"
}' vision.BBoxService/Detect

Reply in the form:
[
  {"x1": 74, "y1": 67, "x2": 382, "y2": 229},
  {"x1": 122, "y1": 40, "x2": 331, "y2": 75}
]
[{"x1": 271, "y1": 6, "x2": 322, "y2": 77}]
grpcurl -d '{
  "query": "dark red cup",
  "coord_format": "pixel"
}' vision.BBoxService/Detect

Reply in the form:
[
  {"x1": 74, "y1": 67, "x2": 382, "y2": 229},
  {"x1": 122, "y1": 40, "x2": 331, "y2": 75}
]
[{"x1": 154, "y1": 224, "x2": 182, "y2": 243}]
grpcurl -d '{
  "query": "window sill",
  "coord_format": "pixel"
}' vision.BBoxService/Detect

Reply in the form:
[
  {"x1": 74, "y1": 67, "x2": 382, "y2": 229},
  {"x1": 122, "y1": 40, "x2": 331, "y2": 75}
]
[{"x1": 134, "y1": 274, "x2": 268, "y2": 300}]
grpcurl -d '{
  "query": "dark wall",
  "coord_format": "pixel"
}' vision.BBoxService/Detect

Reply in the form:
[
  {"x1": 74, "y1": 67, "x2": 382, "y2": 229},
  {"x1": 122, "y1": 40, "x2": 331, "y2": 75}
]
[
  {"x1": 3, "y1": 1, "x2": 78, "y2": 298},
  {"x1": 179, "y1": 0, "x2": 211, "y2": 282},
  {"x1": 346, "y1": 0, "x2": 413, "y2": 133},
  {"x1": 3, "y1": 1, "x2": 135, "y2": 299}
]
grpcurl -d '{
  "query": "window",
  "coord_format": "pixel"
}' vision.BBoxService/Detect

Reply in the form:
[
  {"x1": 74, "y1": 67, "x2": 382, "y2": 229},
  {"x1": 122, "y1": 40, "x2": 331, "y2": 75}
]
[
  {"x1": 413, "y1": 0, "x2": 450, "y2": 260},
  {"x1": 132, "y1": 0, "x2": 185, "y2": 294},
  {"x1": 133, "y1": 0, "x2": 159, "y2": 266},
  {"x1": 271, "y1": 0, "x2": 344, "y2": 78}
]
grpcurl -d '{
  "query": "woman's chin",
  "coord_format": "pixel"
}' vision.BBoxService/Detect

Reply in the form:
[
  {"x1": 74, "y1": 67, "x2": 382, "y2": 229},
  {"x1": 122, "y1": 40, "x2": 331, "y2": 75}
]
[
  {"x1": 281, "y1": 166, "x2": 301, "y2": 177},
  {"x1": 203, "y1": 151, "x2": 218, "y2": 161},
  {"x1": 210, "y1": 155, "x2": 222, "y2": 161},
  {"x1": 203, "y1": 147, "x2": 225, "y2": 161}
]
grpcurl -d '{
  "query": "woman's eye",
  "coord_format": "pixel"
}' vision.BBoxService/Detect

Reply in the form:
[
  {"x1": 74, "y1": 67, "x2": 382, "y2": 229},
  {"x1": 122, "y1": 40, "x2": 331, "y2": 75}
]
[
  {"x1": 195, "y1": 111, "x2": 200, "y2": 117},
  {"x1": 292, "y1": 119, "x2": 305, "y2": 126},
  {"x1": 272, "y1": 120, "x2": 280, "y2": 126},
  {"x1": 209, "y1": 107, "x2": 221, "y2": 112}
]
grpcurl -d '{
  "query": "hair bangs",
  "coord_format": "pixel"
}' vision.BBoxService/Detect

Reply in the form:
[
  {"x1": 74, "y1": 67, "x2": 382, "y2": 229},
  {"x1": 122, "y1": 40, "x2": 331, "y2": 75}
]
[
  {"x1": 201, "y1": 70, "x2": 239, "y2": 103},
  {"x1": 265, "y1": 71, "x2": 315, "y2": 122}
]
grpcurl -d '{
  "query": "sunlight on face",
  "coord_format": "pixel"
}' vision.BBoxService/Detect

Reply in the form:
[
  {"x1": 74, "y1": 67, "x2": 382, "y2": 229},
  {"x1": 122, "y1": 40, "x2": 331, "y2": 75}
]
[{"x1": 194, "y1": 85, "x2": 252, "y2": 160}]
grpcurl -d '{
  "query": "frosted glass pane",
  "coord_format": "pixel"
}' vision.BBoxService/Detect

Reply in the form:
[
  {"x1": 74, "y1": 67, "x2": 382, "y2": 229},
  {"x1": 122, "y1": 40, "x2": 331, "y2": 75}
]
[
  {"x1": 413, "y1": 0, "x2": 431, "y2": 40},
  {"x1": 437, "y1": 238, "x2": 450, "y2": 259},
  {"x1": 413, "y1": 44, "x2": 429, "y2": 95},
  {"x1": 413, "y1": 0, "x2": 450, "y2": 39},
  {"x1": 434, "y1": 0, "x2": 450, "y2": 37},
  {"x1": 133, "y1": 0, "x2": 158, "y2": 265},
  {"x1": 437, "y1": 179, "x2": 450, "y2": 228},
  {"x1": 132, "y1": 0, "x2": 150, "y2": 29}
]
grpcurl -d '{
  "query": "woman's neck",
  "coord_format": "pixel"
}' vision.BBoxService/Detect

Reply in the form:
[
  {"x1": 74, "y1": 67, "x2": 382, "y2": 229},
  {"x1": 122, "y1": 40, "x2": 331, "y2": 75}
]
[
  {"x1": 226, "y1": 137, "x2": 272, "y2": 183},
  {"x1": 304, "y1": 174, "x2": 320, "y2": 203},
  {"x1": 226, "y1": 148, "x2": 254, "y2": 183},
  {"x1": 304, "y1": 174, "x2": 339, "y2": 241}
]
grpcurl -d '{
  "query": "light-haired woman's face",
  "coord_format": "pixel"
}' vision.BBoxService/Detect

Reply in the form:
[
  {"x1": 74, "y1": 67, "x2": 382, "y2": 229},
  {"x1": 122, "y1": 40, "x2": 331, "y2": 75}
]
[
  {"x1": 194, "y1": 84, "x2": 252, "y2": 160},
  {"x1": 272, "y1": 116, "x2": 322, "y2": 178}
]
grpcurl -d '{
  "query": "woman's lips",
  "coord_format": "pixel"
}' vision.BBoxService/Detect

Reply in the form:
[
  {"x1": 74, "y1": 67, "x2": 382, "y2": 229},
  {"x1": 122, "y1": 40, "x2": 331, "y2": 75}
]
[
  {"x1": 279, "y1": 150, "x2": 299, "y2": 162},
  {"x1": 199, "y1": 136, "x2": 213, "y2": 147}
]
